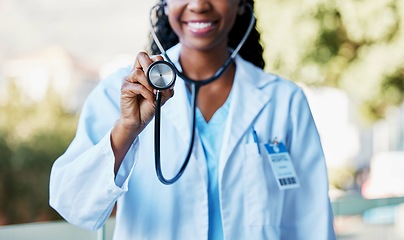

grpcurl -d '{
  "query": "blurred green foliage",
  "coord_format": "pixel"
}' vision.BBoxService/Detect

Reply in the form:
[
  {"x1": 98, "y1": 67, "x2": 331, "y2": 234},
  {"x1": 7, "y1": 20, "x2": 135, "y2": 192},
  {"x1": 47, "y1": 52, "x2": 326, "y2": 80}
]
[
  {"x1": 256, "y1": 0, "x2": 404, "y2": 121},
  {"x1": 0, "y1": 81, "x2": 78, "y2": 225}
]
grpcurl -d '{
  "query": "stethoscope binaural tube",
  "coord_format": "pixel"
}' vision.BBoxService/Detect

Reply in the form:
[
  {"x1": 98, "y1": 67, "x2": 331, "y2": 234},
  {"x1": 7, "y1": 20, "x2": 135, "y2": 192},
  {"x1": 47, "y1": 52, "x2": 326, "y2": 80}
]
[{"x1": 147, "y1": 2, "x2": 256, "y2": 185}]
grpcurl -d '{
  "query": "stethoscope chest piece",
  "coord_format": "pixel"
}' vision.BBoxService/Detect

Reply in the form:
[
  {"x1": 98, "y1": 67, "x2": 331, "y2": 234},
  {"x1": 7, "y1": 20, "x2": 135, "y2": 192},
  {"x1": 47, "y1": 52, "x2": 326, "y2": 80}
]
[{"x1": 146, "y1": 60, "x2": 176, "y2": 90}]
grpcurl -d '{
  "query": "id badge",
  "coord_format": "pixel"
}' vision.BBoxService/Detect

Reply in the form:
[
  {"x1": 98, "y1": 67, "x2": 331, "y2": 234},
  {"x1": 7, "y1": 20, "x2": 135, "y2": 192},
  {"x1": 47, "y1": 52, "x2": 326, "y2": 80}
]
[{"x1": 264, "y1": 141, "x2": 300, "y2": 190}]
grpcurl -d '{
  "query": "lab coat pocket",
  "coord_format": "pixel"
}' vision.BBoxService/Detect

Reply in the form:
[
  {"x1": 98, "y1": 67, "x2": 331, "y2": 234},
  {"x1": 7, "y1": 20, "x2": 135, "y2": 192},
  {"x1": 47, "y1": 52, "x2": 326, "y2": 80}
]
[{"x1": 243, "y1": 143, "x2": 282, "y2": 226}]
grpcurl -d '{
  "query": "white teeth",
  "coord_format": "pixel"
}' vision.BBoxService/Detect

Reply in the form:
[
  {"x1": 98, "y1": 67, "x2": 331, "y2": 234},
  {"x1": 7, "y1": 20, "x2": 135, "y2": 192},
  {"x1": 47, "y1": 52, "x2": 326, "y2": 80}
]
[{"x1": 187, "y1": 22, "x2": 212, "y2": 30}]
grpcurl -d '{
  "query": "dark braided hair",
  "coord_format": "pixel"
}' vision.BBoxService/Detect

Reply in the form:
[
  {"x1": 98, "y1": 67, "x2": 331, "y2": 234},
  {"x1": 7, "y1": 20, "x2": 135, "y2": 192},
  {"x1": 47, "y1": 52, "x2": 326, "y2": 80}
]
[{"x1": 148, "y1": 0, "x2": 265, "y2": 69}]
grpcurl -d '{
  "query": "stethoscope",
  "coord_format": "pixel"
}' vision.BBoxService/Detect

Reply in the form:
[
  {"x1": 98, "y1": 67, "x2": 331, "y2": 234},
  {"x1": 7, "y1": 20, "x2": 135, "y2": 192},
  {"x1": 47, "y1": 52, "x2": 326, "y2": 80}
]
[{"x1": 146, "y1": 2, "x2": 255, "y2": 185}]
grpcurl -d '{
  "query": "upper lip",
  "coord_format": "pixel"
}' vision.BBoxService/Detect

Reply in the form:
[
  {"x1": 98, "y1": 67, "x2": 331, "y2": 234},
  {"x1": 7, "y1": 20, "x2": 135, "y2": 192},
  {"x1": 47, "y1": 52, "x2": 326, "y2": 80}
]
[{"x1": 184, "y1": 19, "x2": 217, "y2": 24}]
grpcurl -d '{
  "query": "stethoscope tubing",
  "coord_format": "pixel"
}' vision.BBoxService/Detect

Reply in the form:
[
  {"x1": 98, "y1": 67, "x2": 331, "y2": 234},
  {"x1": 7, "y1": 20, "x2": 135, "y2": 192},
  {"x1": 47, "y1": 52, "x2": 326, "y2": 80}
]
[
  {"x1": 154, "y1": 84, "x2": 199, "y2": 184},
  {"x1": 149, "y1": 2, "x2": 256, "y2": 185}
]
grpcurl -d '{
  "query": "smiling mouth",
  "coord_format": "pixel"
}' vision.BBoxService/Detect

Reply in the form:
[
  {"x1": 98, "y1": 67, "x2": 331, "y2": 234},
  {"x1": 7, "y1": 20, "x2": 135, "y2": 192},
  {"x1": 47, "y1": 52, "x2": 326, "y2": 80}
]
[
  {"x1": 187, "y1": 22, "x2": 213, "y2": 30},
  {"x1": 185, "y1": 21, "x2": 218, "y2": 34}
]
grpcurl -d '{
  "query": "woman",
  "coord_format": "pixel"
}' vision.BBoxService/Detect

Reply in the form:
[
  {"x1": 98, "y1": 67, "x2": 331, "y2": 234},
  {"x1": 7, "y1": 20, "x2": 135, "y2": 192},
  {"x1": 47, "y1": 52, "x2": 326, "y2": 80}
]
[{"x1": 49, "y1": 0, "x2": 336, "y2": 239}]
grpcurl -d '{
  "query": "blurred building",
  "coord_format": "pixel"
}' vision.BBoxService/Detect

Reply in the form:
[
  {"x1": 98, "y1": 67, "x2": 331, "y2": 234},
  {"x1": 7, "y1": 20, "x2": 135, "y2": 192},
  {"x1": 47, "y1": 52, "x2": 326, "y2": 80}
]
[
  {"x1": 362, "y1": 104, "x2": 404, "y2": 198},
  {"x1": 303, "y1": 86, "x2": 363, "y2": 168},
  {"x1": 0, "y1": 46, "x2": 99, "y2": 112},
  {"x1": 304, "y1": 86, "x2": 404, "y2": 198},
  {"x1": 0, "y1": 0, "x2": 154, "y2": 111}
]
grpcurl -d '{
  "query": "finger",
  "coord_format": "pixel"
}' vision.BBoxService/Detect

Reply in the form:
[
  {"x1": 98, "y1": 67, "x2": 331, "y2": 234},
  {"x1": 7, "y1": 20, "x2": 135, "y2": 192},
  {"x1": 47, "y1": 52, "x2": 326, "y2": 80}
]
[
  {"x1": 123, "y1": 74, "x2": 154, "y2": 96},
  {"x1": 121, "y1": 80, "x2": 155, "y2": 105},
  {"x1": 128, "y1": 68, "x2": 155, "y2": 92},
  {"x1": 125, "y1": 64, "x2": 154, "y2": 93},
  {"x1": 160, "y1": 88, "x2": 175, "y2": 105},
  {"x1": 131, "y1": 52, "x2": 164, "y2": 92},
  {"x1": 150, "y1": 55, "x2": 164, "y2": 62},
  {"x1": 133, "y1": 52, "x2": 153, "y2": 71}
]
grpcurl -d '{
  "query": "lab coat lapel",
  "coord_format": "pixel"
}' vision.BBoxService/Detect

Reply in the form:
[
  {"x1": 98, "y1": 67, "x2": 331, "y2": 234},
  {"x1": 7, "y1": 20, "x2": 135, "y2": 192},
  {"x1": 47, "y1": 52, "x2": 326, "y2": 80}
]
[
  {"x1": 162, "y1": 45, "x2": 208, "y2": 185},
  {"x1": 163, "y1": 80, "x2": 192, "y2": 144},
  {"x1": 219, "y1": 58, "x2": 273, "y2": 181},
  {"x1": 162, "y1": 44, "x2": 193, "y2": 145}
]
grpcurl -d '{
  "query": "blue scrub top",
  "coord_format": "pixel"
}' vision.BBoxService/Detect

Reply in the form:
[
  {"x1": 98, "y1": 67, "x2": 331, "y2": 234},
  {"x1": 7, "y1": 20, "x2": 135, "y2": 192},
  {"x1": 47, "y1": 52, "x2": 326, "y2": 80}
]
[{"x1": 195, "y1": 93, "x2": 232, "y2": 240}]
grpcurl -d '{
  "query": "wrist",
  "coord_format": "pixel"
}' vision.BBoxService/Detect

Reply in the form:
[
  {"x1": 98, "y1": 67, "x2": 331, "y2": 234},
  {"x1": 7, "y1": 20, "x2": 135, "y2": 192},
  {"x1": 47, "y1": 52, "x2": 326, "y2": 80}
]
[
  {"x1": 111, "y1": 119, "x2": 141, "y2": 174},
  {"x1": 116, "y1": 118, "x2": 144, "y2": 135},
  {"x1": 111, "y1": 119, "x2": 141, "y2": 145}
]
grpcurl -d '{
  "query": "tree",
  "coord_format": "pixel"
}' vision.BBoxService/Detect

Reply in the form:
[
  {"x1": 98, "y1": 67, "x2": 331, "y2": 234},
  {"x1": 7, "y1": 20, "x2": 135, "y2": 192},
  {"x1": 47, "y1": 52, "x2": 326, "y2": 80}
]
[
  {"x1": 0, "y1": 81, "x2": 78, "y2": 224},
  {"x1": 256, "y1": 0, "x2": 404, "y2": 121}
]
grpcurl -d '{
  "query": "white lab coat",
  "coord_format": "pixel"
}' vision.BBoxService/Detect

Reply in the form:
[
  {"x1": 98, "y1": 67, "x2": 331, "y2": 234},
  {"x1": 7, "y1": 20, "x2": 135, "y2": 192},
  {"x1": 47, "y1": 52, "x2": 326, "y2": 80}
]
[{"x1": 50, "y1": 44, "x2": 336, "y2": 239}]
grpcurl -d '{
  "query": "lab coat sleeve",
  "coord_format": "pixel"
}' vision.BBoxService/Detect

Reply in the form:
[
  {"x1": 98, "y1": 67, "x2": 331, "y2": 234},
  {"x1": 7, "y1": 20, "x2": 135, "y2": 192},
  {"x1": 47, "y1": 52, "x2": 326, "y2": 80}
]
[
  {"x1": 281, "y1": 89, "x2": 336, "y2": 239},
  {"x1": 49, "y1": 69, "x2": 138, "y2": 231}
]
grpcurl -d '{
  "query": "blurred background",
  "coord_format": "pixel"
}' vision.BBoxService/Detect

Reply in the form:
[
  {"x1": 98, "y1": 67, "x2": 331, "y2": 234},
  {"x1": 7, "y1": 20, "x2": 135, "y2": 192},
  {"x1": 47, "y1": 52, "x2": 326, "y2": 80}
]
[{"x1": 0, "y1": 0, "x2": 403, "y2": 239}]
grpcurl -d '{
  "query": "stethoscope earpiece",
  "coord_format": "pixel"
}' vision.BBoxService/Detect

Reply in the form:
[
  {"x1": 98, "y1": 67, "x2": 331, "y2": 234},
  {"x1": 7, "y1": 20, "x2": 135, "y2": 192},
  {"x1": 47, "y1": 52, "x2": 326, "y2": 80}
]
[{"x1": 146, "y1": 60, "x2": 176, "y2": 90}]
